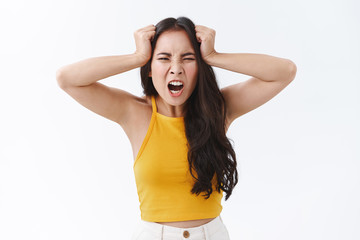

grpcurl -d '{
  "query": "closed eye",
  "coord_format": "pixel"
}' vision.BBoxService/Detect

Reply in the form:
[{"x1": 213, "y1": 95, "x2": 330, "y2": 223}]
[{"x1": 157, "y1": 58, "x2": 195, "y2": 61}]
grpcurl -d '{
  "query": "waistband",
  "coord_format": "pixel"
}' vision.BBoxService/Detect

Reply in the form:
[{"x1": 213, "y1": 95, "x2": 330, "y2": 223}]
[{"x1": 139, "y1": 215, "x2": 224, "y2": 238}]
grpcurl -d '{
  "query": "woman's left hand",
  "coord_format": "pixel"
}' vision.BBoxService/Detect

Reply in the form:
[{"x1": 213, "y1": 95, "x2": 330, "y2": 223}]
[{"x1": 195, "y1": 25, "x2": 217, "y2": 64}]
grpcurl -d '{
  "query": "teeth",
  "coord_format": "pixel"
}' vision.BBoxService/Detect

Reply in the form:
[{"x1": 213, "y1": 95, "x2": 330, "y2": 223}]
[
  {"x1": 170, "y1": 90, "x2": 181, "y2": 94},
  {"x1": 169, "y1": 81, "x2": 183, "y2": 86}
]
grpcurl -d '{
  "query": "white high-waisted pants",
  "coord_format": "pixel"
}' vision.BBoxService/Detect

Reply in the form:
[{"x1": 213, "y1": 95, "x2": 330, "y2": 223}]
[{"x1": 131, "y1": 215, "x2": 231, "y2": 240}]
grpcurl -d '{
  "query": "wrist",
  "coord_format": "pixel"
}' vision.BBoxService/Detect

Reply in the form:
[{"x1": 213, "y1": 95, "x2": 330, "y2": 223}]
[
  {"x1": 203, "y1": 51, "x2": 218, "y2": 65},
  {"x1": 134, "y1": 52, "x2": 151, "y2": 66}
]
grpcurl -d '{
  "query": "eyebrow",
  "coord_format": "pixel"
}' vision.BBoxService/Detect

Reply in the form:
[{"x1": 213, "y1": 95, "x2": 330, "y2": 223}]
[{"x1": 156, "y1": 52, "x2": 196, "y2": 57}]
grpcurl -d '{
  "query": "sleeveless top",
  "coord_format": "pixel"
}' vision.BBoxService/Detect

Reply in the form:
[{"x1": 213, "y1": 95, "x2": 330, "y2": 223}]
[{"x1": 133, "y1": 95, "x2": 223, "y2": 222}]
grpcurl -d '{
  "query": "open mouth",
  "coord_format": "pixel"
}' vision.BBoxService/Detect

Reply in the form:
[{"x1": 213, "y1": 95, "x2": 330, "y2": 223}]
[{"x1": 168, "y1": 81, "x2": 184, "y2": 94}]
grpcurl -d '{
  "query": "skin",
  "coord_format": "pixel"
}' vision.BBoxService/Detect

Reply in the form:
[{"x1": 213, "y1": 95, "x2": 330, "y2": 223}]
[
  {"x1": 57, "y1": 23, "x2": 296, "y2": 229},
  {"x1": 136, "y1": 25, "x2": 295, "y2": 228},
  {"x1": 147, "y1": 30, "x2": 216, "y2": 227},
  {"x1": 149, "y1": 30, "x2": 198, "y2": 118}
]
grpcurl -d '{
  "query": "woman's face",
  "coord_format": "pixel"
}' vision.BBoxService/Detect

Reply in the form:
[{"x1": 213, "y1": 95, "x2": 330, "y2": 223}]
[{"x1": 150, "y1": 30, "x2": 198, "y2": 107}]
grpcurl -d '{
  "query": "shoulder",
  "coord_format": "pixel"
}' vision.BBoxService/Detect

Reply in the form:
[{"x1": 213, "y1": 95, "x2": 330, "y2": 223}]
[
  {"x1": 122, "y1": 94, "x2": 152, "y2": 128},
  {"x1": 128, "y1": 94, "x2": 152, "y2": 121},
  {"x1": 120, "y1": 94, "x2": 153, "y2": 142}
]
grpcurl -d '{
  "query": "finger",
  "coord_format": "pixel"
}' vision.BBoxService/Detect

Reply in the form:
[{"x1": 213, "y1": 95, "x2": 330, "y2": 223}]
[
  {"x1": 138, "y1": 24, "x2": 156, "y2": 32},
  {"x1": 144, "y1": 24, "x2": 155, "y2": 28},
  {"x1": 138, "y1": 27, "x2": 156, "y2": 38},
  {"x1": 195, "y1": 32, "x2": 203, "y2": 42},
  {"x1": 143, "y1": 30, "x2": 155, "y2": 40},
  {"x1": 195, "y1": 28, "x2": 208, "y2": 37},
  {"x1": 195, "y1": 25, "x2": 215, "y2": 36},
  {"x1": 149, "y1": 31, "x2": 156, "y2": 41},
  {"x1": 145, "y1": 24, "x2": 156, "y2": 29},
  {"x1": 195, "y1": 26, "x2": 203, "y2": 33},
  {"x1": 195, "y1": 25, "x2": 209, "y2": 32}
]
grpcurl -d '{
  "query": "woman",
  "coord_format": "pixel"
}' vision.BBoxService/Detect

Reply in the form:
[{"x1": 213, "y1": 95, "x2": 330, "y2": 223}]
[{"x1": 56, "y1": 17, "x2": 296, "y2": 240}]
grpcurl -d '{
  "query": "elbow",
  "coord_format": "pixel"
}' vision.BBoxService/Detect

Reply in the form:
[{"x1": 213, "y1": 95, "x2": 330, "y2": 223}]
[
  {"x1": 56, "y1": 68, "x2": 69, "y2": 89},
  {"x1": 286, "y1": 60, "x2": 297, "y2": 81}
]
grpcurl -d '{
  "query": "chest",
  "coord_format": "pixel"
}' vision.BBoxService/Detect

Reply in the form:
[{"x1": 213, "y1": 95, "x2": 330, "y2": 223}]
[{"x1": 132, "y1": 115, "x2": 193, "y2": 186}]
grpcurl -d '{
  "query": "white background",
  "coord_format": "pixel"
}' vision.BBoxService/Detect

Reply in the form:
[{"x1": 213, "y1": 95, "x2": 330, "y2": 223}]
[{"x1": 1, "y1": 0, "x2": 359, "y2": 239}]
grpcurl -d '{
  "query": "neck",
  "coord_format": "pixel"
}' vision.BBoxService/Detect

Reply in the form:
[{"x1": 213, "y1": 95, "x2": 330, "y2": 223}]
[{"x1": 156, "y1": 95, "x2": 185, "y2": 118}]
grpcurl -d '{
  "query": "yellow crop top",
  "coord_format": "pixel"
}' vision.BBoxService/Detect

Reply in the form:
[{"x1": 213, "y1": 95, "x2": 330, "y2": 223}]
[{"x1": 133, "y1": 95, "x2": 223, "y2": 222}]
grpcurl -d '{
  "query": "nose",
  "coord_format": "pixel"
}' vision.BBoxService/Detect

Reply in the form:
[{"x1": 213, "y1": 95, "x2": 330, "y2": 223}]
[{"x1": 170, "y1": 61, "x2": 183, "y2": 75}]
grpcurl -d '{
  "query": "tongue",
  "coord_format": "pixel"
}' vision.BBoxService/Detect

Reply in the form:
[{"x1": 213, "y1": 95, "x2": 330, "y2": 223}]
[{"x1": 168, "y1": 84, "x2": 183, "y2": 91}]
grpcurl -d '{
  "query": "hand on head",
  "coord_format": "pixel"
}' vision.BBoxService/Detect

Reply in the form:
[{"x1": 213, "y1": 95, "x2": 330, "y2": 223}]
[
  {"x1": 133, "y1": 23, "x2": 218, "y2": 66},
  {"x1": 134, "y1": 24, "x2": 156, "y2": 64},
  {"x1": 195, "y1": 25, "x2": 217, "y2": 63}
]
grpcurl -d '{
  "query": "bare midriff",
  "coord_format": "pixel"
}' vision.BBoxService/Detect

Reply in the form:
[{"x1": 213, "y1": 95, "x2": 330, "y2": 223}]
[{"x1": 155, "y1": 217, "x2": 216, "y2": 228}]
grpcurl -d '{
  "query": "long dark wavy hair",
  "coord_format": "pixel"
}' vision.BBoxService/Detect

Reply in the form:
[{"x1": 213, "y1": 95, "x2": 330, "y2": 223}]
[{"x1": 140, "y1": 16, "x2": 238, "y2": 201}]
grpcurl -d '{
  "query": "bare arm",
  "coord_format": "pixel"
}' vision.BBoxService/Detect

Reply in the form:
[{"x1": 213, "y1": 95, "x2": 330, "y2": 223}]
[
  {"x1": 204, "y1": 52, "x2": 296, "y2": 82},
  {"x1": 56, "y1": 24, "x2": 156, "y2": 87},
  {"x1": 209, "y1": 52, "x2": 296, "y2": 125},
  {"x1": 56, "y1": 25, "x2": 156, "y2": 126},
  {"x1": 195, "y1": 25, "x2": 297, "y2": 126},
  {"x1": 56, "y1": 54, "x2": 147, "y2": 88}
]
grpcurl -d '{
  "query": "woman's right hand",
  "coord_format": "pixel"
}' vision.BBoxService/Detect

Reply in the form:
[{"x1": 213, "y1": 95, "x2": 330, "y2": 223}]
[{"x1": 133, "y1": 24, "x2": 156, "y2": 65}]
